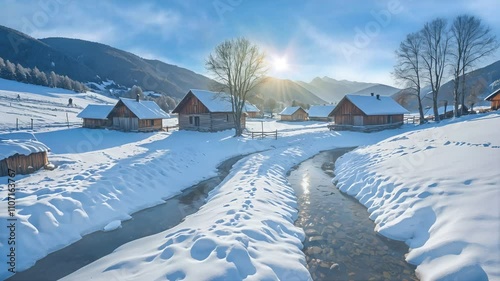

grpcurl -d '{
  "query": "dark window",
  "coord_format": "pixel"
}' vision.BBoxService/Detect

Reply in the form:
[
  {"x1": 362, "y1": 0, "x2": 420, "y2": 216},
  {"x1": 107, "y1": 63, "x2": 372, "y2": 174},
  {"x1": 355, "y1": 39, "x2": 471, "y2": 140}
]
[
  {"x1": 189, "y1": 116, "x2": 193, "y2": 124},
  {"x1": 150, "y1": 120, "x2": 154, "y2": 126},
  {"x1": 387, "y1": 116, "x2": 393, "y2": 123},
  {"x1": 226, "y1": 114, "x2": 229, "y2": 122},
  {"x1": 194, "y1": 116, "x2": 200, "y2": 126}
]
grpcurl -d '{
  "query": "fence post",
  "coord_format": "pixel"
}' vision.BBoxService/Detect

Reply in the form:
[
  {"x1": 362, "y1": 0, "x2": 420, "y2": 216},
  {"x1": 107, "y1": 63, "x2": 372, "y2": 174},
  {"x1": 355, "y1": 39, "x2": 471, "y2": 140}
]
[
  {"x1": 275, "y1": 130, "x2": 277, "y2": 140},
  {"x1": 66, "y1": 112, "x2": 70, "y2": 128},
  {"x1": 16, "y1": 118, "x2": 19, "y2": 130},
  {"x1": 31, "y1": 118, "x2": 33, "y2": 130}
]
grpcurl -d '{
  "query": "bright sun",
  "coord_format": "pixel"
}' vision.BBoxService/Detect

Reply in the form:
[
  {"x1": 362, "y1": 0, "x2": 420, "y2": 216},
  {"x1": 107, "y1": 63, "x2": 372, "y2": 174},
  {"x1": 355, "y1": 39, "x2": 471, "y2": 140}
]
[{"x1": 273, "y1": 56, "x2": 289, "y2": 72}]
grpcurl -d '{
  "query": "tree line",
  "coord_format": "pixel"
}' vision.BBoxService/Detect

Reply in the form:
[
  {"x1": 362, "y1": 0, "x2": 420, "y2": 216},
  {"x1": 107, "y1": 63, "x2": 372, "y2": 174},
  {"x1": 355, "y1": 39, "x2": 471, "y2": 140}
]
[
  {"x1": 0, "y1": 56, "x2": 88, "y2": 93},
  {"x1": 393, "y1": 14, "x2": 498, "y2": 123}
]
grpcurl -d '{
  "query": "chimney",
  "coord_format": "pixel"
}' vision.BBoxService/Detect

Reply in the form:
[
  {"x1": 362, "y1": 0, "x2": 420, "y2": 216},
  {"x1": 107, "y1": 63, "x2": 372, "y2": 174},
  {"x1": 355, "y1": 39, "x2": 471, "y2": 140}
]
[
  {"x1": 136, "y1": 93, "x2": 140, "y2": 102},
  {"x1": 371, "y1": 92, "x2": 374, "y2": 96},
  {"x1": 376, "y1": 94, "x2": 380, "y2": 100}
]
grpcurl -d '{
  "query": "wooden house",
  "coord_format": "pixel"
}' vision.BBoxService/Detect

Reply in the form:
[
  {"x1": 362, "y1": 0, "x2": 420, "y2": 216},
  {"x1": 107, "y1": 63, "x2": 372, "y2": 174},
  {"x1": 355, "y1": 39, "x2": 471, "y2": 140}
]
[
  {"x1": 279, "y1": 106, "x2": 308, "y2": 121},
  {"x1": 172, "y1": 89, "x2": 247, "y2": 132},
  {"x1": 245, "y1": 103, "x2": 261, "y2": 118},
  {"x1": 0, "y1": 133, "x2": 50, "y2": 176},
  {"x1": 308, "y1": 105, "x2": 335, "y2": 122},
  {"x1": 77, "y1": 104, "x2": 114, "y2": 128},
  {"x1": 330, "y1": 94, "x2": 408, "y2": 131},
  {"x1": 485, "y1": 88, "x2": 500, "y2": 110},
  {"x1": 107, "y1": 97, "x2": 170, "y2": 131}
]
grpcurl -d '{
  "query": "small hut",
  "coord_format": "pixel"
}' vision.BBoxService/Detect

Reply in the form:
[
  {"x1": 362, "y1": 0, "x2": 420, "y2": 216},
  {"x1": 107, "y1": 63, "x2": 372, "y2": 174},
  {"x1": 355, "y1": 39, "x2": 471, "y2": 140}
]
[
  {"x1": 485, "y1": 88, "x2": 500, "y2": 110},
  {"x1": 108, "y1": 97, "x2": 170, "y2": 131},
  {"x1": 244, "y1": 103, "x2": 261, "y2": 118},
  {"x1": 0, "y1": 133, "x2": 50, "y2": 176},
  {"x1": 330, "y1": 94, "x2": 408, "y2": 131},
  {"x1": 77, "y1": 104, "x2": 114, "y2": 128},
  {"x1": 279, "y1": 106, "x2": 308, "y2": 121}
]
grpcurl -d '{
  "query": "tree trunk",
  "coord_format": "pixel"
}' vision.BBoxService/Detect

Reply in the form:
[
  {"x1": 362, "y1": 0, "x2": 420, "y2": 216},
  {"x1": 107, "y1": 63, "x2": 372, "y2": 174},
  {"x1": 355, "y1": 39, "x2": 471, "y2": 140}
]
[
  {"x1": 453, "y1": 77, "x2": 460, "y2": 117},
  {"x1": 233, "y1": 111, "x2": 242, "y2": 137},
  {"x1": 460, "y1": 68, "x2": 466, "y2": 115},
  {"x1": 417, "y1": 93, "x2": 425, "y2": 124},
  {"x1": 433, "y1": 92, "x2": 440, "y2": 122}
]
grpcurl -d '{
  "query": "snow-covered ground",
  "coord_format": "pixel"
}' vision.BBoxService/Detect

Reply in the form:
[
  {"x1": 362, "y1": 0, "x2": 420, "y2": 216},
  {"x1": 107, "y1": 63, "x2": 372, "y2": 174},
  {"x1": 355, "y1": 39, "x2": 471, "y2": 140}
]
[
  {"x1": 1, "y1": 79, "x2": 498, "y2": 280},
  {"x1": 334, "y1": 113, "x2": 500, "y2": 281},
  {"x1": 246, "y1": 118, "x2": 327, "y2": 134}
]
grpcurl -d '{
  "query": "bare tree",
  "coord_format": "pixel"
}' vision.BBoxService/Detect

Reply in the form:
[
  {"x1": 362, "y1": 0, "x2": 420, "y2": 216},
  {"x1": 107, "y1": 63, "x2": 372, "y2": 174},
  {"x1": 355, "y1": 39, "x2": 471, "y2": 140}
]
[
  {"x1": 206, "y1": 37, "x2": 267, "y2": 136},
  {"x1": 393, "y1": 32, "x2": 425, "y2": 124},
  {"x1": 450, "y1": 15, "x2": 499, "y2": 116},
  {"x1": 420, "y1": 18, "x2": 450, "y2": 122}
]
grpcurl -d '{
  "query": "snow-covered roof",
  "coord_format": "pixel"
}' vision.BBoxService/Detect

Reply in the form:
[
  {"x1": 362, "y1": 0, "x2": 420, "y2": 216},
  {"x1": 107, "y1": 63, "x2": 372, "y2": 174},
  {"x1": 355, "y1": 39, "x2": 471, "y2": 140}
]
[
  {"x1": 119, "y1": 98, "x2": 170, "y2": 119},
  {"x1": 308, "y1": 105, "x2": 335, "y2": 118},
  {"x1": 188, "y1": 89, "x2": 234, "y2": 112},
  {"x1": 279, "y1": 106, "x2": 304, "y2": 116},
  {"x1": 173, "y1": 89, "x2": 258, "y2": 113},
  {"x1": 424, "y1": 105, "x2": 462, "y2": 116},
  {"x1": 0, "y1": 132, "x2": 38, "y2": 141},
  {"x1": 343, "y1": 95, "x2": 409, "y2": 115},
  {"x1": 245, "y1": 103, "x2": 260, "y2": 113},
  {"x1": 77, "y1": 104, "x2": 114, "y2": 119},
  {"x1": 0, "y1": 139, "x2": 50, "y2": 160},
  {"x1": 484, "y1": 88, "x2": 500, "y2": 101}
]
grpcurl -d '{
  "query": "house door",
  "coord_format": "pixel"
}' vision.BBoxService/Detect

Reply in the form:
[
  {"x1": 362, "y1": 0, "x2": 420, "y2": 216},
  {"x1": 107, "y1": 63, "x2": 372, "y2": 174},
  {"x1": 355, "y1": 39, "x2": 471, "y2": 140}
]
[
  {"x1": 194, "y1": 116, "x2": 200, "y2": 126},
  {"x1": 353, "y1": 116, "x2": 363, "y2": 126}
]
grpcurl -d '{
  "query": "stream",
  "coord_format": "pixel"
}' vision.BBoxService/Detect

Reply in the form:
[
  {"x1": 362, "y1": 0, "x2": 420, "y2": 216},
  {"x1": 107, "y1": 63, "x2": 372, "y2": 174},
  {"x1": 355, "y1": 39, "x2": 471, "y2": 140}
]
[
  {"x1": 9, "y1": 154, "x2": 245, "y2": 281},
  {"x1": 288, "y1": 149, "x2": 418, "y2": 281}
]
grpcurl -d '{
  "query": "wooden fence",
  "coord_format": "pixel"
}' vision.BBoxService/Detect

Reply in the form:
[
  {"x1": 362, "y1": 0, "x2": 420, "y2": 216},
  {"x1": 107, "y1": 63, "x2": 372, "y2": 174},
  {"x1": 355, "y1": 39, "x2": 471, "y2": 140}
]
[
  {"x1": 248, "y1": 130, "x2": 278, "y2": 139},
  {"x1": 404, "y1": 115, "x2": 418, "y2": 124}
]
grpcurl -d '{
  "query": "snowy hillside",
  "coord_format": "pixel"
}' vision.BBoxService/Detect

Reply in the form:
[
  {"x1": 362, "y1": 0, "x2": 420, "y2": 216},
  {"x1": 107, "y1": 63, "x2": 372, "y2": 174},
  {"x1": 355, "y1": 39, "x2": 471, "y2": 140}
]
[
  {"x1": 0, "y1": 78, "x2": 117, "y2": 131},
  {"x1": 334, "y1": 114, "x2": 500, "y2": 280}
]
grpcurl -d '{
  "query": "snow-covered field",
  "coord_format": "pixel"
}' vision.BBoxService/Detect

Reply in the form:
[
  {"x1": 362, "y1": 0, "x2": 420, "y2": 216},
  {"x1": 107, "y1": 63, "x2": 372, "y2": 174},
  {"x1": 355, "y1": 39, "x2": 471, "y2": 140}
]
[
  {"x1": 335, "y1": 114, "x2": 500, "y2": 281},
  {"x1": 1, "y1": 79, "x2": 499, "y2": 280},
  {"x1": 245, "y1": 118, "x2": 327, "y2": 134}
]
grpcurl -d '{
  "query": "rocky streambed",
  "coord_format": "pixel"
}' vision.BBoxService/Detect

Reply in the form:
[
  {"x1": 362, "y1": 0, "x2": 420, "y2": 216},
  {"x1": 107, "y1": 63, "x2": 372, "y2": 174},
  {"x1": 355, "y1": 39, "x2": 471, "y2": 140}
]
[{"x1": 288, "y1": 149, "x2": 418, "y2": 281}]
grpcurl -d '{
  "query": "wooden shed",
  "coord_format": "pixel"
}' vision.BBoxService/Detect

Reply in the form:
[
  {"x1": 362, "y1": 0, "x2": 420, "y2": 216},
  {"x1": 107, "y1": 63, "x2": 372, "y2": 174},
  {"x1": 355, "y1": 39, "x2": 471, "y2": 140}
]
[
  {"x1": 308, "y1": 105, "x2": 335, "y2": 122},
  {"x1": 330, "y1": 94, "x2": 408, "y2": 131},
  {"x1": 77, "y1": 104, "x2": 114, "y2": 128},
  {"x1": 108, "y1": 97, "x2": 170, "y2": 131},
  {"x1": 245, "y1": 103, "x2": 261, "y2": 118},
  {"x1": 0, "y1": 133, "x2": 50, "y2": 177},
  {"x1": 485, "y1": 88, "x2": 500, "y2": 110},
  {"x1": 279, "y1": 106, "x2": 308, "y2": 121},
  {"x1": 172, "y1": 89, "x2": 246, "y2": 132}
]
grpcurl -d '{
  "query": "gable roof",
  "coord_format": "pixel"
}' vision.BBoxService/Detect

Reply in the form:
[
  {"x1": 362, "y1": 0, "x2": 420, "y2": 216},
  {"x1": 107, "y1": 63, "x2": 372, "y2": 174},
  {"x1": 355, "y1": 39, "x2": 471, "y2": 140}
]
[
  {"x1": 119, "y1": 98, "x2": 170, "y2": 119},
  {"x1": 173, "y1": 89, "x2": 259, "y2": 114},
  {"x1": 337, "y1": 94, "x2": 409, "y2": 115},
  {"x1": 308, "y1": 105, "x2": 335, "y2": 118},
  {"x1": 77, "y1": 104, "x2": 114, "y2": 119},
  {"x1": 485, "y1": 88, "x2": 500, "y2": 101},
  {"x1": 279, "y1": 106, "x2": 305, "y2": 116}
]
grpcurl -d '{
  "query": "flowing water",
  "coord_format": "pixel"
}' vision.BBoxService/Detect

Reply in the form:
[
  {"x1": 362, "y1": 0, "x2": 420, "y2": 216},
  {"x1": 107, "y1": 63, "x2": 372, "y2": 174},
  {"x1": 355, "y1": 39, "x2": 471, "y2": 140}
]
[
  {"x1": 288, "y1": 149, "x2": 418, "y2": 281},
  {"x1": 9, "y1": 155, "x2": 245, "y2": 281}
]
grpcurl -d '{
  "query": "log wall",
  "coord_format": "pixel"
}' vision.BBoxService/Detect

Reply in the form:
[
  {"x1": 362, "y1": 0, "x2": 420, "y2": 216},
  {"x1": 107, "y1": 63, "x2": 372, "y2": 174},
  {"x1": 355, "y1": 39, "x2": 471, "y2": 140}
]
[{"x1": 0, "y1": 152, "x2": 48, "y2": 177}]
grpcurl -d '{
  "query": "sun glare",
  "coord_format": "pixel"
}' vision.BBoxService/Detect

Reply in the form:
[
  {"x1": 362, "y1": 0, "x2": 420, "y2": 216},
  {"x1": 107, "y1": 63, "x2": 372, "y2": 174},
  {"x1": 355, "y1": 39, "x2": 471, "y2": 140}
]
[{"x1": 273, "y1": 56, "x2": 289, "y2": 72}]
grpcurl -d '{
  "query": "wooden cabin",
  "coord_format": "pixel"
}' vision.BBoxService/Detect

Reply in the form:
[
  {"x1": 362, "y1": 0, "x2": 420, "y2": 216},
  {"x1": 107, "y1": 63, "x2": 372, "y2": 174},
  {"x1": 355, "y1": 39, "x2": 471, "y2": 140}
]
[
  {"x1": 77, "y1": 104, "x2": 113, "y2": 128},
  {"x1": 245, "y1": 103, "x2": 261, "y2": 118},
  {"x1": 107, "y1": 97, "x2": 170, "y2": 131},
  {"x1": 485, "y1": 88, "x2": 500, "y2": 110},
  {"x1": 279, "y1": 106, "x2": 308, "y2": 121},
  {"x1": 0, "y1": 133, "x2": 50, "y2": 176},
  {"x1": 330, "y1": 94, "x2": 408, "y2": 131},
  {"x1": 172, "y1": 89, "x2": 246, "y2": 132},
  {"x1": 308, "y1": 105, "x2": 335, "y2": 122}
]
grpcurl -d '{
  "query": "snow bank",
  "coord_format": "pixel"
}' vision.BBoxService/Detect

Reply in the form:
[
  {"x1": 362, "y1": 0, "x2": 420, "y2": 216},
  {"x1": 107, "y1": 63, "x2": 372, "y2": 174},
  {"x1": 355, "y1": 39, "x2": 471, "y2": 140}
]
[
  {"x1": 334, "y1": 113, "x2": 500, "y2": 280},
  {"x1": 62, "y1": 128, "x2": 399, "y2": 281},
  {"x1": 0, "y1": 139, "x2": 50, "y2": 159}
]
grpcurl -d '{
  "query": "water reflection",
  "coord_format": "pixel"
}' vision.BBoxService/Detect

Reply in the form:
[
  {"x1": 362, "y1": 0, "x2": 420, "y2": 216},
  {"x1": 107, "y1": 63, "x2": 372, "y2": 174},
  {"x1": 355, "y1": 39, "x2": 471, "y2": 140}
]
[{"x1": 289, "y1": 149, "x2": 418, "y2": 281}]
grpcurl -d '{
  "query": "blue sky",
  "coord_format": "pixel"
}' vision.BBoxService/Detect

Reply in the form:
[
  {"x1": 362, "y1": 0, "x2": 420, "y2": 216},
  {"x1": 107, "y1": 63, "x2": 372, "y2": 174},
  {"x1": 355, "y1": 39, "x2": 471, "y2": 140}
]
[{"x1": 1, "y1": 0, "x2": 499, "y2": 86}]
